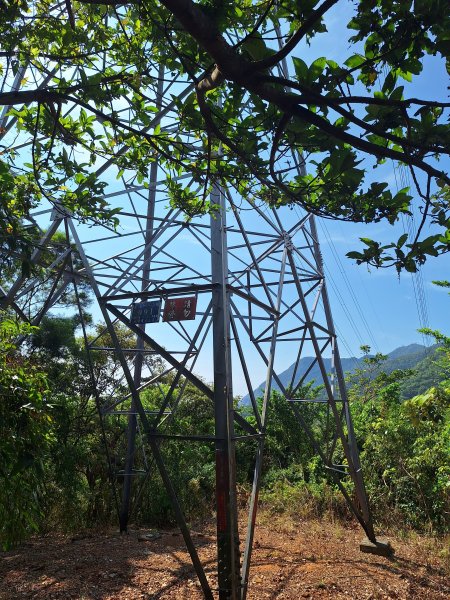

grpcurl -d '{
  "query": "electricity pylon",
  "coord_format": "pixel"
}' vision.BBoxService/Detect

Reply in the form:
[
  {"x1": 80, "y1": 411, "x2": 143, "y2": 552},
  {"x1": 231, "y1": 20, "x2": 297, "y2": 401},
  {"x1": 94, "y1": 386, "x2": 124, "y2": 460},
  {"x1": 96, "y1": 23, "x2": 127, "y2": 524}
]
[
  {"x1": 0, "y1": 53, "x2": 392, "y2": 600},
  {"x1": 0, "y1": 175, "x2": 392, "y2": 599}
]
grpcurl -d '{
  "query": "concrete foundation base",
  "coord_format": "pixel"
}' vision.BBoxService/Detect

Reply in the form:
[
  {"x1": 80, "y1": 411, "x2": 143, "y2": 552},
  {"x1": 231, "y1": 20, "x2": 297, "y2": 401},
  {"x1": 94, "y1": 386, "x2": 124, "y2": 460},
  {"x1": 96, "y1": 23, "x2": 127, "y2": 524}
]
[{"x1": 360, "y1": 537, "x2": 394, "y2": 557}]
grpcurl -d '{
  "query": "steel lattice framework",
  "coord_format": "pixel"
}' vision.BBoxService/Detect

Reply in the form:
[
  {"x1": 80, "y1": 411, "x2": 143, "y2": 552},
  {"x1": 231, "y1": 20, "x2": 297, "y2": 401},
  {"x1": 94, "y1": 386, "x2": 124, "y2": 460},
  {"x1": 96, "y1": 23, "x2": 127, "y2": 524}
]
[{"x1": 0, "y1": 31, "x2": 391, "y2": 600}]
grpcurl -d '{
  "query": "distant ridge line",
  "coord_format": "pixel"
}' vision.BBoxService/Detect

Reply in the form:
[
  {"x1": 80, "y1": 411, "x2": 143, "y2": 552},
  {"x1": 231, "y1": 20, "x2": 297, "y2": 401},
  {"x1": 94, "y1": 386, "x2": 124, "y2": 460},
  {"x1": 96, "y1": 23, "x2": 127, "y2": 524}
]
[{"x1": 241, "y1": 343, "x2": 436, "y2": 404}]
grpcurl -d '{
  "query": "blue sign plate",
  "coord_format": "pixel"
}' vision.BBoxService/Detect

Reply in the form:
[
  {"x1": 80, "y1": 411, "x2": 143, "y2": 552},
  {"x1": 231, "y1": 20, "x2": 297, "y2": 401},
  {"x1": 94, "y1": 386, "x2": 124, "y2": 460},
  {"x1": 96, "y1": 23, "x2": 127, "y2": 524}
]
[{"x1": 131, "y1": 300, "x2": 161, "y2": 324}]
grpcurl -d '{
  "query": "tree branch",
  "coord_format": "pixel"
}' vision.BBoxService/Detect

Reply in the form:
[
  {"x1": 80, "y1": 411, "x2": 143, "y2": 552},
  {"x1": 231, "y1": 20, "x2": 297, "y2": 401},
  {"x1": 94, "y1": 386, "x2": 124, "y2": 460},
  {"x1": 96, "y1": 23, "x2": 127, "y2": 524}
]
[
  {"x1": 252, "y1": 0, "x2": 339, "y2": 72},
  {"x1": 245, "y1": 79, "x2": 450, "y2": 186}
]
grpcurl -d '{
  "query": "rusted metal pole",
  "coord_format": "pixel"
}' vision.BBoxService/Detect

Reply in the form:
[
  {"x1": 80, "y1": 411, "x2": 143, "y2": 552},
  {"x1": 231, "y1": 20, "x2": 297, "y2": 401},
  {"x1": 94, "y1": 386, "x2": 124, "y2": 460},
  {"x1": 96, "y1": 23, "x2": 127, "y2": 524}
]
[{"x1": 211, "y1": 181, "x2": 241, "y2": 600}]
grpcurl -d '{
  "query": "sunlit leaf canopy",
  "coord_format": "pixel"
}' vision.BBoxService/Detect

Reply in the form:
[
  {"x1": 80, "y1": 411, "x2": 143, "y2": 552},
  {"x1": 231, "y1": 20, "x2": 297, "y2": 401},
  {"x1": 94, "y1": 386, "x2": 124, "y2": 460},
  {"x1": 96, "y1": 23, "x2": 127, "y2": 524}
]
[{"x1": 0, "y1": 0, "x2": 449, "y2": 271}]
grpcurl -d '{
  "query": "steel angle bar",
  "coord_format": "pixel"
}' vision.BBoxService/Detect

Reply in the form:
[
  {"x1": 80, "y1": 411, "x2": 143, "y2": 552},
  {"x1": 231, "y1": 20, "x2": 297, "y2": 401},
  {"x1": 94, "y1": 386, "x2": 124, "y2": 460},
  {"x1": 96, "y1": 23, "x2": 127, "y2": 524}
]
[
  {"x1": 282, "y1": 211, "x2": 312, "y2": 242},
  {"x1": 0, "y1": 64, "x2": 27, "y2": 129},
  {"x1": 264, "y1": 336, "x2": 330, "y2": 343},
  {"x1": 303, "y1": 319, "x2": 334, "y2": 338},
  {"x1": 86, "y1": 318, "x2": 125, "y2": 350},
  {"x1": 230, "y1": 276, "x2": 298, "y2": 292},
  {"x1": 307, "y1": 218, "x2": 375, "y2": 541},
  {"x1": 303, "y1": 279, "x2": 323, "y2": 300},
  {"x1": 287, "y1": 250, "x2": 348, "y2": 420},
  {"x1": 114, "y1": 263, "x2": 140, "y2": 295},
  {"x1": 121, "y1": 181, "x2": 151, "y2": 241},
  {"x1": 288, "y1": 398, "x2": 329, "y2": 404},
  {"x1": 229, "y1": 314, "x2": 273, "y2": 323},
  {"x1": 230, "y1": 299, "x2": 289, "y2": 398},
  {"x1": 149, "y1": 217, "x2": 210, "y2": 230},
  {"x1": 223, "y1": 246, "x2": 254, "y2": 272},
  {"x1": 230, "y1": 315, "x2": 262, "y2": 431},
  {"x1": 29, "y1": 271, "x2": 73, "y2": 326},
  {"x1": 329, "y1": 335, "x2": 337, "y2": 397},
  {"x1": 81, "y1": 243, "x2": 153, "y2": 271},
  {"x1": 121, "y1": 87, "x2": 164, "y2": 529},
  {"x1": 241, "y1": 246, "x2": 287, "y2": 600},
  {"x1": 301, "y1": 217, "x2": 322, "y2": 249},
  {"x1": 327, "y1": 421, "x2": 345, "y2": 466},
  {"x1": 173, "y1": 317, "x2": 197, "y2": 347},
  {"x1": 104, "y1": 176, "x2": 188, "y2": 208},
  {"x1": 238, "y1": 197, "x2": 284, "y2": 237},
  {"x1": 101, "y1": 208, "x2": 182, "y2": 296},
  {"x1": 129, "y1": 313, "x2": 214, "y2": 523},
  {"x1": 291, "y1": 338, "x2": 332, "y2": 396},
  {"x1": 253, "y1": 298, "x2": 304, "y2": 343},
  {"x1": 227, "y1": 194, "x2": 277, "y2": 312},
  {"x1": 121, "y1": 244, "x2": 207, "y2": 295},
  {"x1": 227, "y1": 236, "x2": 284, "y2": 284},
  {"x1": 89, "y1": 85, "x2": 195, "y2": 183},
  {"x1": 270, "y1": 206, "x2": 285, "y2": 233},
  {"x1": 226, "y1": 234, "x2": 281, "y2": 251},
  {"x1": 157, "y1": 319, "x2": 213, "y2": 434},
  {"x1": 65, "y1": 229, "x2": 122, "y2": 523},
  {"x1": 256, "y1": 325, "x2": 309, "y2": 343},
  {"x1": 286, "y1": 248, "x2": 376, "y2": 538},
  {"x1": 28, "y1": 208, "x2": 54, "y2": 221},
  {"x1": 289, "y1": 325, "x2": 310, "y2": 390},
  {"x1": 156, "y1": 266, "x2": 186, "y2": 289},
  {"x1": 289, "y1": 402, "x2": 370, "y2": 534},
  {"x1": 0, "y1": 217, "x2": 64, "y2": 307},
  {"x1": 150, "y1": 300, "x2": 213, "y2": 430},
  {"x1": 262, "y1": 280, "x2": 306, "y2": 324},
  {"x1": 291, "y1": 248, "x2": 323, "y2": 279},
  {"x1": 124, "y1": 368, "x2": 215, "y2": 599},
  {"x1": 226, "y1": 230, "x2": 280, "y2": 240},
  {"x1": 145, "y1": 433, "x2": 217, "y2": 442},
  {"x1": 307, "y1": 280, "x2": 324, "y2": 316},
  {"x1": 102, "y1": 283, "x2": 214, "y2": 303},
  {"x1": 185, "y1": 226, "x2": 213, "y2": 253},
  {"x1": 153, "y1": 245, "x2": 211, "y2": 282},
  {"x1": 258, "y1": 266, "x2": 294, "y2": 274},
  {"x1": 101, "y1": 367, "x2": 176, "y2": 415},
  {"x1": 165, "y1": 318, "x2": 197, "y2": 347},
  {"x1": 227, "y1": 285, "x2": 279, "y2": 316},
  {"x1": 12, "y1": 250, "x2": 72, "y2": 303},
  {"x1": 106, "y1": 303, "x2": 256, "y2": 436},
  {"x1": 0, "y1": 290, "x2": 30, "y2": 322},
  {"x1": 210, "y1": 182, "x2": 241, "y2": 600},
  {"x1": 149, "y1": 276, "x2": 214, "y2": 288},
  {"x1": 0, "y1": 66, "x2": 58, "y2": 140},
  {"x1": 136, "y1": 418, "x2": 150, "y2": 472}
]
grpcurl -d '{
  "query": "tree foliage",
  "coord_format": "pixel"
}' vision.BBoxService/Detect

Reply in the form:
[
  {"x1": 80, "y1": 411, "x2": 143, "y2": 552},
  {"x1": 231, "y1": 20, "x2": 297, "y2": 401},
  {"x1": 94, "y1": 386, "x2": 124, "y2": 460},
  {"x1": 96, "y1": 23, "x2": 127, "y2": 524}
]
[
  {"x1": 1, "y1": 311, "x2": 449, "y2": 549},
  {"x1": 0, "y1": 0, "x2": 449, "y2": 271},
  {"x1": 0, "y1": 316, "x2": 53, "y2": 549}
]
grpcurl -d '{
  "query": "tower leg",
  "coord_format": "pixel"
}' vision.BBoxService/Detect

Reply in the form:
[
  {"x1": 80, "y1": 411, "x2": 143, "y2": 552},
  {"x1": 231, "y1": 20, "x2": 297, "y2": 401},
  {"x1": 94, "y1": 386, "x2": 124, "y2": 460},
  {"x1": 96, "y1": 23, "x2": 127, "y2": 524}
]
[{"x1": 211, "y1": 182, "x2": 241, "y2": 600}]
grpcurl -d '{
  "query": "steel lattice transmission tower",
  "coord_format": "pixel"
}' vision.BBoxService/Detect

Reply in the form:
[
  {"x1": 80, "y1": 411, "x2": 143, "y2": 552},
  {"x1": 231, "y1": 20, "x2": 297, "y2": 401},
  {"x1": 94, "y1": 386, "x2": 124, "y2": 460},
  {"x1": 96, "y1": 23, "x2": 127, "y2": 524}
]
[{"x1": 0, "y1": 44, "x2": 392, "y2": 600}]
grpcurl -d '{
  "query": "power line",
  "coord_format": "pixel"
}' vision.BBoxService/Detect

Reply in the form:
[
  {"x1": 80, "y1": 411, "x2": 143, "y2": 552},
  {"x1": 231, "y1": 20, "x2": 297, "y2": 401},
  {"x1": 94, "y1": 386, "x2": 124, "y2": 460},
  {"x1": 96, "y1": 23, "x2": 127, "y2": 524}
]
[
  {"x1": 319, "y1": 219, "x2": 380, "y2": 352},
  {"x1": 393, "y1": 166, "x2": 430, "y2": 346}
]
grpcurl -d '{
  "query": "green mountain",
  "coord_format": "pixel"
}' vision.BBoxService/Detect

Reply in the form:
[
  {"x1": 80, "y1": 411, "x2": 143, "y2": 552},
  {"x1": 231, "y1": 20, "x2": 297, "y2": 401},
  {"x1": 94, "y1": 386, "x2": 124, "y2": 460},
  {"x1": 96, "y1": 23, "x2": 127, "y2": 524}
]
[{"x1": 242, "y1": 343, "x2": 442, "y2": 403}]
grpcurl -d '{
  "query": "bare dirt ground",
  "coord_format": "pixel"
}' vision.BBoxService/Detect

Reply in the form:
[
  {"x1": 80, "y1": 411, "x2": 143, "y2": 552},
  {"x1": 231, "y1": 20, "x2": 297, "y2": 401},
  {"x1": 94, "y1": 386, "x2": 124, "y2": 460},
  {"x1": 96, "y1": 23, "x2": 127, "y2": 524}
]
[{"x1": 1, "y1": 516, "x2": 449, "y2": 599}]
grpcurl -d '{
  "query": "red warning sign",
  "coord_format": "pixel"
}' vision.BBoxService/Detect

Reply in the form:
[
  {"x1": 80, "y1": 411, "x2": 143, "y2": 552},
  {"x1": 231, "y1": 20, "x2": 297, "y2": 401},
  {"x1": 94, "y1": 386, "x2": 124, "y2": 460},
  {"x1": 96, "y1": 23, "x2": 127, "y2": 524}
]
[{"x1": 162, "y1": 296, "x2": 197, "y2": 322}]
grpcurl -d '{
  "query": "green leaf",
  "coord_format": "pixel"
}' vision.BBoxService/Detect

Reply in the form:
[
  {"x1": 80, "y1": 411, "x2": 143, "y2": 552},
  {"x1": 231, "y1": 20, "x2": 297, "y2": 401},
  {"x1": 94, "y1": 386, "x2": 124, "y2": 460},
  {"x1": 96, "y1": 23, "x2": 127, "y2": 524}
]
[
  {"x1": 293, "y1": 57, "x2": 308, "y2": 81},
  {"x1": 397, "y1": 233, "x2": 408, "y2": 248},
  {"x1": 308, "y1": 57, "x2": 326, "y2": 82}
]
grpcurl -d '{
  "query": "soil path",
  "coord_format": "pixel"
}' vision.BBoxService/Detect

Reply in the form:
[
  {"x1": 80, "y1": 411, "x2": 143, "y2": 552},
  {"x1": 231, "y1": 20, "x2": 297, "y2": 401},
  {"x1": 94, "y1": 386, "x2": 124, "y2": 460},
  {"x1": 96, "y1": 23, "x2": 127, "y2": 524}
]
[{"x1": 1, "y1": 519, "x2": 448, "y2": 599}]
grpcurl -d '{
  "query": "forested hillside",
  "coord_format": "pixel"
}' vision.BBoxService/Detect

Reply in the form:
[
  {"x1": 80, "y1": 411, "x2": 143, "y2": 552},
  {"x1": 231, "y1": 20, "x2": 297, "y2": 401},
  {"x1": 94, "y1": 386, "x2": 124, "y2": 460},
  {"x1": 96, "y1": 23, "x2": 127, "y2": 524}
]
[
  {"x1": 244, "y1": 343, "x2": 442, "y2": 403},
  {"x1": 1, "y1": 312, "x2": 449, "y2": 551}
]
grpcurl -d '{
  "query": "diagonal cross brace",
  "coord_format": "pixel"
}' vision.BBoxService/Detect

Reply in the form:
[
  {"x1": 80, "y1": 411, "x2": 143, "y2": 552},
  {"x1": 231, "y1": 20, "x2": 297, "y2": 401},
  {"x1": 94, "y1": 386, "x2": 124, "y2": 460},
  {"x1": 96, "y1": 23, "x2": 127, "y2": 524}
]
[{"x1": 106, "y1": 303, "x2": 258, "y2": 437}]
